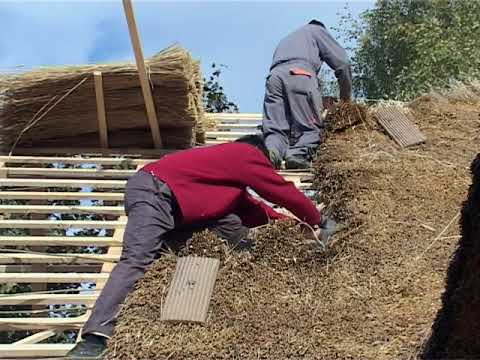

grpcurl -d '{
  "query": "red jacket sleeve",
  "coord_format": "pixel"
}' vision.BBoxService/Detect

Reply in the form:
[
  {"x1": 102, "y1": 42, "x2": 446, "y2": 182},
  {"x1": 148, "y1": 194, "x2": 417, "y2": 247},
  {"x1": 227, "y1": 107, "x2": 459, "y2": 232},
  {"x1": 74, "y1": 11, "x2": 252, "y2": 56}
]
[
  {"x1": 239, "y1": 147, "x2": 322, "y2": 226},
  {"x1": 235, "y1": 191, "x2": 290, "y2": 228}
]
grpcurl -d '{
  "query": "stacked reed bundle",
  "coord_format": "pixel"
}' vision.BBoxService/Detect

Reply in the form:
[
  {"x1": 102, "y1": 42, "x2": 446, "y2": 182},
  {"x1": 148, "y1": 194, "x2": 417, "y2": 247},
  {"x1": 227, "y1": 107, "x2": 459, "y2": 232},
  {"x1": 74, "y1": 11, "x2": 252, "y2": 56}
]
[{"x1": 0, "y1": 46, "x2": 204, "y2": 153}]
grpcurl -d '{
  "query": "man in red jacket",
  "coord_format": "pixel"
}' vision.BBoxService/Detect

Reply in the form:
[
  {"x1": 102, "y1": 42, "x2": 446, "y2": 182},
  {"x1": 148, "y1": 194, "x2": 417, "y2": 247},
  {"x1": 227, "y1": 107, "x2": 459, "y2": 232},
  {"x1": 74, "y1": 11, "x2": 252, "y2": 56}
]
[{"x1": 68, "y1": 135, "x2": 324, "y2": 359}]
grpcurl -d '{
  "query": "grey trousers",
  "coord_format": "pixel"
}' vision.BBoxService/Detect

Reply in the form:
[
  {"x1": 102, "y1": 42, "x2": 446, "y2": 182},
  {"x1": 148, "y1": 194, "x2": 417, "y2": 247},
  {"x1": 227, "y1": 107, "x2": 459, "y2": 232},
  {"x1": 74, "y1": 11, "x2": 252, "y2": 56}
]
[
  {"x1": 82, "y1": 171, "x2": 248, "y2": 337},
  {"x1": 262, "y1": 63, "x2": 325, "y2": 162}
]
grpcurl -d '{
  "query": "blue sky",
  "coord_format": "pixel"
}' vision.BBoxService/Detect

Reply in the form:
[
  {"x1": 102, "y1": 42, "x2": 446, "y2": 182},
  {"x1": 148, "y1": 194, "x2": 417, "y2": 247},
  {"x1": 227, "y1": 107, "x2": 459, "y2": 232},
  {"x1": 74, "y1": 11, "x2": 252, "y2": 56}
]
[{"x1": 0, "y1": 0, "x2": 373, "y2": 112}]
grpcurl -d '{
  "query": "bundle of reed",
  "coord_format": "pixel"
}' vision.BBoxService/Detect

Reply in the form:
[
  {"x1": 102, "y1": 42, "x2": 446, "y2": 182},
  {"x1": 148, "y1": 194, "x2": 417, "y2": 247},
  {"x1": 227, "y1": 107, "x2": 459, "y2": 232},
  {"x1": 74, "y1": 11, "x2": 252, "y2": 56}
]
[
  {"x1": 324, "y1": 101, "x2": 367, "y2": 132},
  {"x1": 0, "y1": 46, "x2": 204, "y2": 153}
]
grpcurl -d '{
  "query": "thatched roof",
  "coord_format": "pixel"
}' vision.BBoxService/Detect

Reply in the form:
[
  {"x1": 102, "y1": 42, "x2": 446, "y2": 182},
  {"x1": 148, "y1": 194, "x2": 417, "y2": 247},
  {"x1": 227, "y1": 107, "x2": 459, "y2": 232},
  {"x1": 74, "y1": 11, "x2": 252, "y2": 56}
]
[{"x1": 0, "y1": 46, "x2": 204, "y2": 154}]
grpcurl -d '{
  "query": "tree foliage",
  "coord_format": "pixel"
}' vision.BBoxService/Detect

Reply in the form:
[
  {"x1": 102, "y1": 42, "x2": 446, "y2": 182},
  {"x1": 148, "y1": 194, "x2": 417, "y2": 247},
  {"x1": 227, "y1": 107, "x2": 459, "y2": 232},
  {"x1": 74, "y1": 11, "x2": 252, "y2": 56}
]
[
  {"x1": 339, "y1": 0, "x2": 480, "y2": 100},
  {"x1": 203, "y1": 63, "x2": 239, "y2": 113}
]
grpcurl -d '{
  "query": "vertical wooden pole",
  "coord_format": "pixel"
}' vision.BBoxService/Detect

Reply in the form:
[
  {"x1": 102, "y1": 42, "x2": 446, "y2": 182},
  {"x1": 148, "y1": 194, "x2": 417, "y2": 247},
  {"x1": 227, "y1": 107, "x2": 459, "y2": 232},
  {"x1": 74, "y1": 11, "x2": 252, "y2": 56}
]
[
  {"x1": 93, "y1": 71, "x2": 109, "y2": 148},
  {"x1": 122, "y1": 0, "x2": 163, "y2": 148}
]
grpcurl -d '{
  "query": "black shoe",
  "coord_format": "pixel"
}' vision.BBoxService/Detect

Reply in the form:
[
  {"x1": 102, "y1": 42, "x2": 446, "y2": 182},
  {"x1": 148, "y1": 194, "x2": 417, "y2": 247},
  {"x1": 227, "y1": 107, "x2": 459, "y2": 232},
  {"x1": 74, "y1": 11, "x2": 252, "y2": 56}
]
[
  {"x1": 285, "y1": 157, "x2": 311, "y2": 170},
  {"x1": 67, "y1": 335, "x2": 107, "y2": 359},
  {"x1": 269, "y1": 150, "x2": 282, "y2": 170}
]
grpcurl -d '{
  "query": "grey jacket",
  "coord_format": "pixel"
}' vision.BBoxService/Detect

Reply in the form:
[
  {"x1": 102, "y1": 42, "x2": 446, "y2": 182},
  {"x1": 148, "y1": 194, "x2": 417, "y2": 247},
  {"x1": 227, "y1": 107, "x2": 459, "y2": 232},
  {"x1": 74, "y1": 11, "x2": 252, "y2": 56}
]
[{"x1": 271, "y1": 20, "x2": 352, "y2": 99}]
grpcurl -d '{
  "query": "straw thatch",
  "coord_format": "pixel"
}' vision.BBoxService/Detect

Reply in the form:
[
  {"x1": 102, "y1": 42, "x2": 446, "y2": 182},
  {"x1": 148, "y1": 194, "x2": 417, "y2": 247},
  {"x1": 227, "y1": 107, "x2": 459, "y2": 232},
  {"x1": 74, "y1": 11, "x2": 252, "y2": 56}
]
[
  {"x1": 324, "y1": 101, "x2": 368, "y2": 133},
  {"x1": 0, "y1": 46, "x2": 204, "y2": 153}
]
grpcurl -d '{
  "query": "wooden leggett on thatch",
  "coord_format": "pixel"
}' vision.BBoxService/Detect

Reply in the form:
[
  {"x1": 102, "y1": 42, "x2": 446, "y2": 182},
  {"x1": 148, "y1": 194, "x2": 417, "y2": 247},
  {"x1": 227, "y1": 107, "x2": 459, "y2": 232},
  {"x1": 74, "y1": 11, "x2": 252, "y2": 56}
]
[{"x1": 0, "y1": 46, "x2": 204, "y2": 154}]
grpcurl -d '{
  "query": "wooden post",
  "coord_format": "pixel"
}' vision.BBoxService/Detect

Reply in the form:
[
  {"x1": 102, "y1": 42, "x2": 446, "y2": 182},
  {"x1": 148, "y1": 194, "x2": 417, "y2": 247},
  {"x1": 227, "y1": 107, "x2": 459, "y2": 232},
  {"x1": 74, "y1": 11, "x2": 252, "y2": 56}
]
[
  {"x1": 122, "y1": 0, "x2": 163, "y2": 148},
  {"x1": 93, "y1": 71, "x2": 109, "y2": 148}
]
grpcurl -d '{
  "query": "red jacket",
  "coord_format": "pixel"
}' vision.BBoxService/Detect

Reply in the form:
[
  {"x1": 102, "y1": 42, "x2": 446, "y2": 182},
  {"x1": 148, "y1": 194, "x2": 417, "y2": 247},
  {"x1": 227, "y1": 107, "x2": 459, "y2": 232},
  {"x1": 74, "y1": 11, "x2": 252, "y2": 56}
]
[{"x1": 141, "y1": 142, "x2": 321, "y2": 227}]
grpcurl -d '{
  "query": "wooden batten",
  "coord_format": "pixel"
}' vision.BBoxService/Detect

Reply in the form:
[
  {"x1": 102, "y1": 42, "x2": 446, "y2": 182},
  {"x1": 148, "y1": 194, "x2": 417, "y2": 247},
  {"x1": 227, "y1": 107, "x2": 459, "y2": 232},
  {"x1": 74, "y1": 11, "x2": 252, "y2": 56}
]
[{"x1": 93, "y1": 71, "x2": 109, "y2": 148}]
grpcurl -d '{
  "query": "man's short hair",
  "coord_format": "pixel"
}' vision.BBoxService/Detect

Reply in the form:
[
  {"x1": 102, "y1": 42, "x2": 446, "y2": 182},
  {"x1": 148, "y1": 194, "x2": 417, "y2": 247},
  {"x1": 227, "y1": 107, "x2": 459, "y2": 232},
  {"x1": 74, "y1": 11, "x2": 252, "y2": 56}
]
[
  {"x1": 235, "y1": 134, "x2": 270, "y2": 160},
  {"x1": 309, "y1": 19, "x2": 326, "y2": 28}
]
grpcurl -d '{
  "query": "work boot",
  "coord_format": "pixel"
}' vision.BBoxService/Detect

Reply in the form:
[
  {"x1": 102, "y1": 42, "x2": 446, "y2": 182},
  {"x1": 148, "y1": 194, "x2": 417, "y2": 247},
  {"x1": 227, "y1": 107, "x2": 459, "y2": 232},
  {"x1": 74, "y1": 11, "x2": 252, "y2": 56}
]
[
  {"x1": 67, "y1": 334, "x2": 108, "y2": 359},
  {"x1": 285, "y1": 156, "x2": 311, "y2": 170},
  {"x1": 269, "y1": 150, "x2": 282, "y2": 170}
]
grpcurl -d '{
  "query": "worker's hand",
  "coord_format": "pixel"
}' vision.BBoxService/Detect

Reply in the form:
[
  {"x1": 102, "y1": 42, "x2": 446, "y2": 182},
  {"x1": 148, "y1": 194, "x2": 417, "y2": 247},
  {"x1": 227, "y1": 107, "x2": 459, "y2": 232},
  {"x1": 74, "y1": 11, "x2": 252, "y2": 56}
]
[
  {"x1": 319, "y1": 216, "x2": 343, "y2": 245},
  {"x1": 313, "y1": 226, "x2": 324, "y2": 241},
  {"x1": 321, "y1": 109, "x2": 329, "y2": 121},
  {"x1": 316, "y1": 203, "x2": 326, "y2": 213},
  {"x1": 301, "y1": 224, "x2": 329, "y2": 245},
  {"x1": 302, "y1": 216, "x2": 343, "y2": 246}
]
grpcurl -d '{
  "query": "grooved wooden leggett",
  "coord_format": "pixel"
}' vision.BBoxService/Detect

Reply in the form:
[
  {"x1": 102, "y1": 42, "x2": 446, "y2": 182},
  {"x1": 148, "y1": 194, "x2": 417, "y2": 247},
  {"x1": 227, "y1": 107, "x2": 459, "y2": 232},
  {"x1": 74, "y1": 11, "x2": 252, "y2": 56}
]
[
  {"x1": 161, "y1": 257, "x2": 219, "y2": 323},
  {"x1": 375, "y1": 106, "x2": 426, "y2": 148}
]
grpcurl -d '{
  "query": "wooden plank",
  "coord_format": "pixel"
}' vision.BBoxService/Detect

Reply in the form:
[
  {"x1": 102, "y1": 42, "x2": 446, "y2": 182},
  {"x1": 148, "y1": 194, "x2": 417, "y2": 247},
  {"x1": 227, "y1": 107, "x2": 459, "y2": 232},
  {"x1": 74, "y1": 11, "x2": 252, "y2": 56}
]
[
  {"x1": 205, "y1": 139, "x2": 231, "y2": 145},
  {"x1": 0, "y1": 293, "x2": 98, "y2": 306},
  {"x1": 4, "y1": 167, "x2": 136, "y2": 179},
  {"x1": 0, "y1": 253, "x2": 120, "y2": 264},
  {"x1": 216, "y1": 123, "x2": 260, "y2": 129},
  {"x1": 0, "y1": 316, "x2": 87, "y2": 330},
  {"x1": 0, "y1": 272, "x2": 110, "y2": 283},
  {"x1": 11, "y1": 147, "x2": 173, "y2": 157},
  {"x1": 0, "y1": 191, "x2": 124, "y2": 201},
  {"x1": 0, "y1": 155, "x2": 153, "y2": 166},
  {"x1": 0, "y1": 236, "x2": 119, "y2": 246},
  {"x1": 205, "y1": 138, "x2": 234, "y2": 144},
  {"x1": 0, "y1": 178, "x2": 126, "y2": 188},
  {"x1": 0, "y1": 204, "x2": 124, "y2": 215},
  {"x1": 206, "y1": 131, "x2": 260, "y2": 139},
  {"x1": 161, "y1": 256, "x2": 219, "y2": 323},
  {"x1": 13, "y1": 330, "x2": 56, "y2": 345},
  {"x1": 93, "y1": 71, "x2": 109, "y2": 148},
  {"x1": 0, "y1": 219, "x2": 126, "y2": 229},
  {"x1": 122, "y1": 0, "x2": 162, "y2": 148},
  {"x1": 375, "y1": 106, "x2": 426, "y2": 148},
  {"x1": 0, "y1": 264, "x2": 35, "y2": 272},
  {"x1": 0, "y1": 344, "x2": 73, "y2": 358},
  {"x1": 279, "y1": 173, "x2": 312, "y2": 184},
  {"x1": 205, "y1": 113, "x2": 262, "y2": 121},
  {"x1": 0, "y1": 264, "x2": 102, "y2": 273},
  {"x1": 280, "y1": 169, "x2": 314, "y2": 174}
]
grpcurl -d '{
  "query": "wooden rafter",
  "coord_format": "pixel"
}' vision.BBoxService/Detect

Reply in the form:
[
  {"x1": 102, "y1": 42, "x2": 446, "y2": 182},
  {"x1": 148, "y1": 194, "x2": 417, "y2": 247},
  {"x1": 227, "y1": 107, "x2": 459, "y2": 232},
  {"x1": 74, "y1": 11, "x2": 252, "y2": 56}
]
[{"x1": 122, "y1": 0, "x2": 162, "y2": 148}]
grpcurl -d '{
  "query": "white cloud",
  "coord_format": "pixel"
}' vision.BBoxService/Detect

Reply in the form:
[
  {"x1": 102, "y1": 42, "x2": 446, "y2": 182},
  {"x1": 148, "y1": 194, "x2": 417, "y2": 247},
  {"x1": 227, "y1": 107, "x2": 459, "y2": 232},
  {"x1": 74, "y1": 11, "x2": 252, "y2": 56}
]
[{"x1": 0, "y1": 2, "x2": 119, "y2": 69}]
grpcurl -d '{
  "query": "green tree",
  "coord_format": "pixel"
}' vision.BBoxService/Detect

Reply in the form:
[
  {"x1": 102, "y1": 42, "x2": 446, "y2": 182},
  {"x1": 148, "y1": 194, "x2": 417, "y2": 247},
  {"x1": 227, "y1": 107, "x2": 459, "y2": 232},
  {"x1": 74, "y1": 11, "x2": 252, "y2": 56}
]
[
  {"x1": 338, "y1": 0, "x2": 480, "y2": 100},
  {"x1": 203, "y1": 63, "x2": 239, "y2": 113}
]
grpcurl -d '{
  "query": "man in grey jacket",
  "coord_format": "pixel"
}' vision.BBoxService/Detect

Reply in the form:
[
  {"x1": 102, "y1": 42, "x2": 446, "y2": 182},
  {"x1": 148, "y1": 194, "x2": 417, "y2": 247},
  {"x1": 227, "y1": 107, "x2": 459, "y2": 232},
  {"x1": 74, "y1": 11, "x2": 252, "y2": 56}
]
[{"x1": 263, "y1": 20, "x2": 352, "y2": 169}]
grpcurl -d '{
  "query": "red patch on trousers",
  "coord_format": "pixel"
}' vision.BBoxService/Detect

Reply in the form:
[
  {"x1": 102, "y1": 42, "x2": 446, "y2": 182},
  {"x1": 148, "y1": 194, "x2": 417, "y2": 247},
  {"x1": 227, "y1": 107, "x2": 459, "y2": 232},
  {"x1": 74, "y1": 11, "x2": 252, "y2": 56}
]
[{"x1": 289, "y1": 68, "x2": 313, "y2": 77}]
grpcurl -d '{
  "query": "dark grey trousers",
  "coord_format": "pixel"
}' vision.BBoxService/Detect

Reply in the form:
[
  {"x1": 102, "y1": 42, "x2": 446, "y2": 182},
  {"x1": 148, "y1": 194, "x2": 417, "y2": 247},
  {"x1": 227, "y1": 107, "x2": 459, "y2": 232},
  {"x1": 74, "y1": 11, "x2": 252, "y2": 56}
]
[
  {"x1": 82, "y1": 171, "x2": 248, "y2": 337},
  {"x1": 262, "y1": 62, "x2": 325, "y2": 162}
]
